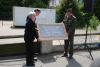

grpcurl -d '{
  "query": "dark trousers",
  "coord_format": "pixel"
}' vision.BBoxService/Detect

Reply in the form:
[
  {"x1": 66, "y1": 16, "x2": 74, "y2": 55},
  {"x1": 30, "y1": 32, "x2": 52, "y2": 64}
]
[
  {"x1": 25, "y1": 40, "x2": 35, "y2": 66},
  {"x1": 64, "y1": 34, "x2": 74, "y2": 56}
]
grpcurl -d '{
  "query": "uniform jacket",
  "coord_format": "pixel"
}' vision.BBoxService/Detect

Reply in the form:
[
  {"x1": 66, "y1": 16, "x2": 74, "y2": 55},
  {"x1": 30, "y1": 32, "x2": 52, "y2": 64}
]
[{"x1": 63, "y1": 15, "x2": 76, "y2": 35}]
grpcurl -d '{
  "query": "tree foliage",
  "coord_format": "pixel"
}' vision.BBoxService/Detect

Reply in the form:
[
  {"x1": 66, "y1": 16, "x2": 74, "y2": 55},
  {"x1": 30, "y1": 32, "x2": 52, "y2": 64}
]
[
  {"x1": 56, "y1": 0, "x2": 83, "y2": 28},
  {"x1": 0, "y1": 0, "x2": 50, "y2": 20},
  {"x1": 56, "y1": 0, "x2": 100, "y2": 29},
  {"x1": 0, "y1": 0, "x2": 23, "y2": 20},
  {"x1": 32, "y1": 0, "x2": 50, "y2": 8},
  {"x1": 22, "y1": 0, "x2": 50, "y2": 8},
  {"x1": 89, "y1": 15, "x2": 100, "y2": 30},
  {"x1": 94, "y1": 0, "x2": 100, "y2": 20}
]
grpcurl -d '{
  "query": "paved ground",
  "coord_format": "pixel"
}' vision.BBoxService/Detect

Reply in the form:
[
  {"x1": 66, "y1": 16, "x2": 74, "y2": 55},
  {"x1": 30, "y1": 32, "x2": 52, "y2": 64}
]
[
  {"x1": 0, "y1": 21, "x2": 24, "y2": 36},
  {"x1": 0, "y1": 21, "x2": 100, "y2": 67},
  {"x1": 0, "y1": 50, "x2": 100, "y2": 67}
]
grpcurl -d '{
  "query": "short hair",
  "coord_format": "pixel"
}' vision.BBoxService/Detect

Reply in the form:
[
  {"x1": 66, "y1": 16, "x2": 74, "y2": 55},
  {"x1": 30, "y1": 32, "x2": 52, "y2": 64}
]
[
  {"x1": 34, "y1": 9, "x2": 41, "y2": 13},
  {"x1": 66, "y1": 8, "x2": 73, "y2": 13}
]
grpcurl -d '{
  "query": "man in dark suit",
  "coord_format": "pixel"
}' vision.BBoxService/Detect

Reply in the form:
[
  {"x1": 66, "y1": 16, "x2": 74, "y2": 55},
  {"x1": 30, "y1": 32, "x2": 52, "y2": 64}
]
[
  {"x1": 62, "y1": 8, "x2": 76, "y2": 59},
  {"x1": 24, "y1": 9, "x2": 41, "y2": 66}
]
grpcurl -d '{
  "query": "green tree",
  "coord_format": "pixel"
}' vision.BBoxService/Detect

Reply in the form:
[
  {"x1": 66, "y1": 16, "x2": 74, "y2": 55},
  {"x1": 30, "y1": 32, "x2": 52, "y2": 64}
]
[
  {"x1": 89, "y1": 15, "x2": 100, "y2": 30},
  {"x1": 0, "y1": 0, "x2": 50, "y2": 20},
  {"x1": 23, "y1": 0, "x2": 50, "y2": 8},
  {"x1": 56, "y1": 0, "x2": 84, "y2": 28},
  {"x1": 56, "y1": 0, "x2": 100, "y2": 29},
  {"x1": 23, "y1": 0, "x2": 34, "y2": 7},
  {"x1": 94, "y1": 0, "x2": 100, "y2": 20},
  {"x1": 0, "y1": 0, "x2": 23, "y2": 20},
  {"x1": 33, "y1": 0, "x2": 50, "y2": 8},
  {"x1": 82, "y1": 0, "x2": 100, "y2": 30}
]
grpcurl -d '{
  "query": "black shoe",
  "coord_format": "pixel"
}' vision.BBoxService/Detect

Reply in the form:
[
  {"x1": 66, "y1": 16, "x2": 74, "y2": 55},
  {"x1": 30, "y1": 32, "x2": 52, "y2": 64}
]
[
  {"x1": 33, "y1": 57, "x2": 38, "y2": 62},
  {"x1": 34, "y1": 58, "x2": 37, "y2": 61},
  {"x1": 26, "y1": 63, "x2": 35, "y2": 66},
  {"x1": 68, "y1": 55, "x2": 73, "y2": 59},
  {"x1": 62, "y1": 54, "x2": 68, "y2": 57},
  {"x1": 24, "y1": 64, "x2": 35, "y2": 67}
]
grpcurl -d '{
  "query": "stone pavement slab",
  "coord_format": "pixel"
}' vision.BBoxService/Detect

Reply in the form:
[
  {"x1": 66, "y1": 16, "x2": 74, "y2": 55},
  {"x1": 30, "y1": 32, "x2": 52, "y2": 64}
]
[{"x1": 0, "y1": 50, "x2": 100, "y2": 67}]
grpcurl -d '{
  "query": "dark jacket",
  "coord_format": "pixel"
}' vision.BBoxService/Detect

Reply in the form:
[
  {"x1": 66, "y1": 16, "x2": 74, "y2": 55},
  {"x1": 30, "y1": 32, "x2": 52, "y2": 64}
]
[
  {"x1": 63, "y1": 15, "x2": 76, "y2": 35},
  {"x1": 24, "y1": 16, "x2": 38, "y2": 41}
]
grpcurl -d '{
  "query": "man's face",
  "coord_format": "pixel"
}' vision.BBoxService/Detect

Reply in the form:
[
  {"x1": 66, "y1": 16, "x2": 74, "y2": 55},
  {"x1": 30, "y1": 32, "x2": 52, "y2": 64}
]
[
  {"x1": 67, "y1": 12, "x2": 71, "y2": 16},
  {"x1": 36, "y1": 11, "x2": 40, "y2": 16}
]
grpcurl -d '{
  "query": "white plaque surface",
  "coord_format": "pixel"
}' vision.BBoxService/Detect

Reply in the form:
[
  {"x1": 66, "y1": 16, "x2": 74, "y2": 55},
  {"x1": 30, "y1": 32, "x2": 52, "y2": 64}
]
[{"x1": 37, "y1": 23, "x2": 68, "y2": 41}]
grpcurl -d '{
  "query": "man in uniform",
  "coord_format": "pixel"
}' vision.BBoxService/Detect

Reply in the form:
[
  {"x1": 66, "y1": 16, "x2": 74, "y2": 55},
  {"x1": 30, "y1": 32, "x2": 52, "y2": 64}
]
[
  {"x1": 24, "y1": 9, "x2": 41, "y2": 66},
  {"x1": 62, "y1": 8, "x2": 76, "y2": 59}
]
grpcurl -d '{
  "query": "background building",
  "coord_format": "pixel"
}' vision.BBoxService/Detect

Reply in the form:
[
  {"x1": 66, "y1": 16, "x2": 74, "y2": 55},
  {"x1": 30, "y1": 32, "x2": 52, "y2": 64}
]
[{"x1": 49, "y1": 0, "x2": 60, "y2": 8}]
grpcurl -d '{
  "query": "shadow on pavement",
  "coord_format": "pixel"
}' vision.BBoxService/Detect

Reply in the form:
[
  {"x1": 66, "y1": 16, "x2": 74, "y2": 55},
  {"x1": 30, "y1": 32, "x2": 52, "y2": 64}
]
[
  {"x1": 66, "y1": 57, "x2": 82, "y2": 67},
  {"x1": 38, "y1": 54, "x2": 56, "y2": 64}
]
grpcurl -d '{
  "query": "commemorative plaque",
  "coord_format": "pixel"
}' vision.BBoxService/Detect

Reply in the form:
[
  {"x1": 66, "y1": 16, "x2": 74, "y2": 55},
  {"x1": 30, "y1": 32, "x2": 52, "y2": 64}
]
[{"x1": 37, "y1": 23, "x2": 68, "y2": 41}]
